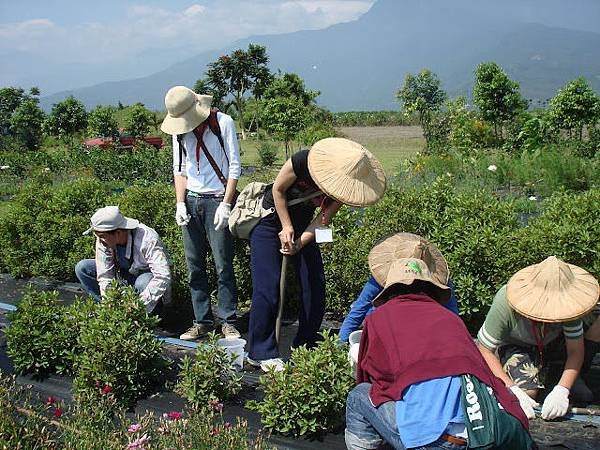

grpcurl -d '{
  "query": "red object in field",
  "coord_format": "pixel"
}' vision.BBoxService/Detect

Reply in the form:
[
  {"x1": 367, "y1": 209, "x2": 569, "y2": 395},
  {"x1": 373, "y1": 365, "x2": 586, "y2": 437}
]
[{"x1": 84, "y1": 135, "x2": 163, "y2": 149}]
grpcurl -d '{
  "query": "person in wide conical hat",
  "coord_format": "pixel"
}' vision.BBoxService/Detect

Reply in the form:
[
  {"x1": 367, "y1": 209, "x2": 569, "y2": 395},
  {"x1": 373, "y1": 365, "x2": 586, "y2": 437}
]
[
  {"x1": 246, "y1": 138, "x2": 386, "y2": 373},
  {"x1": 477, "y1": 256, "x2": 598, "y2": 421}
]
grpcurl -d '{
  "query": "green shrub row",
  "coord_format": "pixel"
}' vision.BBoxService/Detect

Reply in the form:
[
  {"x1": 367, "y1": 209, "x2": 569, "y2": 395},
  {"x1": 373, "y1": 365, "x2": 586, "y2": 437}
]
[
  {"x1": 332, "y1": 110, "x2": 417, "y2": 127},
  {"x1": 7, "y1": 284, "x2": 166, "y2": 409},
  {"x1": 322, "y1": 177, "x2": 600, "y2": 330},
  {"x1": 0, "y1": 374, "x2": 272, "y2": 450}
]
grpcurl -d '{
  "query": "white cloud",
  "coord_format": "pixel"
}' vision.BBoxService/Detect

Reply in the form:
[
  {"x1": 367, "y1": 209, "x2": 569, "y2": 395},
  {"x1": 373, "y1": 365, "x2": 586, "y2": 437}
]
[{"x1": 0, "y1": 1, "x2": 374, "y2": 91}]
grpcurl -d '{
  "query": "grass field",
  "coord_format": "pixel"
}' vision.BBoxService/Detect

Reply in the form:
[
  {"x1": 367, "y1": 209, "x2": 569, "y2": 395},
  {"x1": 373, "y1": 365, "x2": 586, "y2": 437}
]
[{"x1": 238, "y1": 126, "x2": 425, "y2": 176}]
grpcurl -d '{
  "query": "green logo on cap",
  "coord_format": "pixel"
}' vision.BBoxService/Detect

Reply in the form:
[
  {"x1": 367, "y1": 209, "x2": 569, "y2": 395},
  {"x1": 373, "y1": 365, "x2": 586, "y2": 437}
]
[{"x1": 407, "y1": 260, "x2": 422, "y2": 274}]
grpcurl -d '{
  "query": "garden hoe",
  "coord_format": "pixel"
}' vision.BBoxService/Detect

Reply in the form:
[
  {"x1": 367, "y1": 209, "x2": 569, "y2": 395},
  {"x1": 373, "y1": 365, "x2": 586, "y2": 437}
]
[{"x1": 275, "y1": 255, "x2": 289, "y2": 347}]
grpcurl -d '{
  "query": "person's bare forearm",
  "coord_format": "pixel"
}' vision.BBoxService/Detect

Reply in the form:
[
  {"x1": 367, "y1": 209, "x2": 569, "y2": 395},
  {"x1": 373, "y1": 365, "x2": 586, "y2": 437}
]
[
  {"x1": 174, "y1": 175, "x2": 188, "y2": 202},
  {"x1": 273, "y1": 185, "x2": 293, "y2": 229},
  {"x1": 477, "y1": 343, "x2": 514, "y2": 387},
  {"x1": 558, "y1": 339, "x2": 584, "y2": 389},
  {"x1": 223, "y1": 178, "x2": 238, "y2": 205}
]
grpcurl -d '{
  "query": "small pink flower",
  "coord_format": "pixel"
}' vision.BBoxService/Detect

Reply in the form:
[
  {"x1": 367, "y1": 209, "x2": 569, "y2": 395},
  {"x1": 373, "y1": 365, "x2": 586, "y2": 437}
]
[
  {"x1": 95, "y1": 380, "x2": 102, "y2": 388},
  {"x1": 166, "y1": 411, "x2": 183, "y2": 421},
  {"x1": 102, "y1": 385, "x2": 112, "y2": 394},
  {"x1": 128, "y1": 423, "x2": 142, "y2": 433},
  {"x1": 210, "y1": 427, "x2": 219, "y2": 436},
  {"x1": 224, "y1": 421, "x2": 232, "y2": 429},
  {"x1": 46, "y1": 396, "x2": 56, "y2": 405},
  {"x1": 53, "y1": 408, "x2": 62, "y2": 418}
]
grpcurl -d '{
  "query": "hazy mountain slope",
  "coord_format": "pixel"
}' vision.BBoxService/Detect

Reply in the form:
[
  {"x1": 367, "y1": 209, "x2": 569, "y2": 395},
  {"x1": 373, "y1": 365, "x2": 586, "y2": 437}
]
[{"x1": 40, "y1": 0, "x2": 600, "y2": 112}]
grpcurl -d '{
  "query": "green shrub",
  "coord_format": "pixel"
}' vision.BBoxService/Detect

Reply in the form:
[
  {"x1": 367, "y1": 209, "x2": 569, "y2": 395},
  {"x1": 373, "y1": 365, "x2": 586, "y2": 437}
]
[
  {"x1": 176, "y1": 332, "x2": 242, "y2": 410},
  {"x1": 73, "y1": 283, "x2": 167, "y2": 409},
  {"x1": 332, "y1": 111, "x2": 414, "y2": 127},
  {"x1": 6, "y1": 290, "x2": 95, "y2": 377},
  {"x1": 256, "y1": 140, "x2": 278, "y2": 167},
  {"x1": 247, "y1": 330, "x2": 353, "y2": 437},
  {"x1": 0, "y1": 373, "x2": 271, "y2": 450},
  {"x1": 297, "y1": 121, "x2": 337, "y2": 147}
]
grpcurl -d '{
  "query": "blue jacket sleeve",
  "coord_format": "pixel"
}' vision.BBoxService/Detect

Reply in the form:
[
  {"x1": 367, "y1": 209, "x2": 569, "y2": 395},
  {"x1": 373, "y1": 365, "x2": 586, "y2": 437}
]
[
  {"x1": 339, "y1": 276, "x2": 382, "y2": 343},
  {"x1": 445, "y1": 278, "x2": 459, "y2": 316}
]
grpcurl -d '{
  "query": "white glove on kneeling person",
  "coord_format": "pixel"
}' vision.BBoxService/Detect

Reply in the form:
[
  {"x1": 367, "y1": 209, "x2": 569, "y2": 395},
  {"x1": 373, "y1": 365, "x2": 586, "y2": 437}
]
[
  {"x1": 509, "y1": 385, "x2": 539, "y2": 419},
  {"x1": 175, "y1": 202, "x2": 191, "y2": 226},
  {"x1": 213, "y1": 202, "x2": 231, "y2": 231},
  {"x1": 541, "y1": 385, "x2": 570, "y2": 420}
]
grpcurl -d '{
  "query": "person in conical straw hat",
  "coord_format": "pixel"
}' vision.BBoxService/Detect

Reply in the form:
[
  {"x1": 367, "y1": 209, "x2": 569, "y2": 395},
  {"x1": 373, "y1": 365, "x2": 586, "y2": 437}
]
[
  {"x1": 339, "y1": 232, "x2": 459, "y2": 345},
  {"x1": 247, "y1": 138, "x2": 386, "y2": 372},
  {"x1": 345, "y1": 257, "x2": 534, "y2": 450},
  {"x1": 161, "y1": 85, "x2": 242, "y2": 341},
  {"x1": 477, "y1": 256, "x2": 599, "y2": 421}
]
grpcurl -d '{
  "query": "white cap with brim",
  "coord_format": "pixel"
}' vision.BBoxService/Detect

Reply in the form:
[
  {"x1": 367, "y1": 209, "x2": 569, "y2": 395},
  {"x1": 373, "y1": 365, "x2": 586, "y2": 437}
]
[
  {"x1": 83, "y1": 206, "x2": 139, "y2": 236},
  {"x1": 372, "y1": 258, "x2": 451, "y2": 307},
  {"x1": 160, "y1": 86, "x2": 212, "y2": 135}
]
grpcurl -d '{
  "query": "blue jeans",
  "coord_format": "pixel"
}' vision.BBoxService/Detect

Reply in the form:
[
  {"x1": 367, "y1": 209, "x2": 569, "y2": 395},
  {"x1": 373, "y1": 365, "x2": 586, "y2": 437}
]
[
  {"x1": 345, "y1": 383, "x2": 467, "y2": 450},
  {"x1": 182, "y1": 193, "x2": 237, "y2": 325},
  {"x1": 75, "y1": 255, "x2": 154, "y2": 302}
]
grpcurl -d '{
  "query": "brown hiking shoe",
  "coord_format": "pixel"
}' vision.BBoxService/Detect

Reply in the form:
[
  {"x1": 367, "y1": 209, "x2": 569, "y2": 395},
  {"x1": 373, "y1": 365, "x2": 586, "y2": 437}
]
[
  {"x1": 179, "y1": 323, "x2": 213, "y2": 341},
  {"x1": 221, "y1": 323, "x2": 241, "y2": 339}
]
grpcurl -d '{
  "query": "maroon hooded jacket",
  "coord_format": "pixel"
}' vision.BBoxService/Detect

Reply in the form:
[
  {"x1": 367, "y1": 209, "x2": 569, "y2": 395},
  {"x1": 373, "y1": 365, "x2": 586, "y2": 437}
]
[{"x1": 356, "y1": 294, "x2": 528, "y2": 429}]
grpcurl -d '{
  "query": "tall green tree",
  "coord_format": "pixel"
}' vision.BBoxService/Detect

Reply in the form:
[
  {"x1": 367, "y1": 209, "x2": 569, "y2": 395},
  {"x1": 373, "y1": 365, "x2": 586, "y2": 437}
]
[
  {"x1": 0, "y1": 87, "x2": 27, "y2": 135},
  {"x1": 205, "y1": 44, "x2": 272, "y2": 139},
  {"x1": 126, "y1": 103, "x2": 154, "y2": 139},
  {"x1": 88, "y1": 105, "x2": 119, "y2": 138},
  {"x1": 396, "y1": 69, "x2": 447, "y2": 149},
  {"x1": 548, "y1": 77, "x2": 600, "y2": 140},
  {"x1": 260, "y1": 73, "x2": 318, "y2": 157},
  {"x1": 396, "y1": 69, "x2": 447, "y2": 123},
  {"x1": 44, "y1": 96, "x2": 88, "y2": 145},
  {"x1": 10, "y1": 99, "x2": 46, "y2": 150},
  {"x1": 473, "y1": 62, "x2": 527, "y2": 142}
]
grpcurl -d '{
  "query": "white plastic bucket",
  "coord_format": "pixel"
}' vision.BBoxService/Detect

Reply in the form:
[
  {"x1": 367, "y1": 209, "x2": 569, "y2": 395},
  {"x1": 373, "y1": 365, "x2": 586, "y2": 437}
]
[
  {"x1": 348, "y1": 330, "x2": 362, "y2": 345},
  {"x1": 217, "y1": 338, "x2": 246, "y2": 369}
]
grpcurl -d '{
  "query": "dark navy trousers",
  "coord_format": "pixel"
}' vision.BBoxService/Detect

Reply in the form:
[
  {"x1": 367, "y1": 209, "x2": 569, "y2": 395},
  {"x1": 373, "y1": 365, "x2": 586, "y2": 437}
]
[{"x1": 248, "y1": 217, "x2": 326, "y2": 360}]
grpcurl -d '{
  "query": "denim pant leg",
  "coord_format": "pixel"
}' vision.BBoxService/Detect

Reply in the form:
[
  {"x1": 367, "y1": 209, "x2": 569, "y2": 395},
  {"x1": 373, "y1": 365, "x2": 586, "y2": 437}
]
[
  {"x1": 75, "y1": 259, "x2": 101, "y2": 301},
  {"x1": 201, "y1": 197, "x2": 237, "y2": 324},
  {"x1": 345, "y1": 383, "x2": 406, "y2": 450},
  {"x1": 182, "y1": 195, "x2": 213, "y2": 324},
  {"x1": 248, "y1": 219, "x2": 282, "y2": 360},
  {"x1": 292, "y1": 242, "x2": 326, "y2": 349}
]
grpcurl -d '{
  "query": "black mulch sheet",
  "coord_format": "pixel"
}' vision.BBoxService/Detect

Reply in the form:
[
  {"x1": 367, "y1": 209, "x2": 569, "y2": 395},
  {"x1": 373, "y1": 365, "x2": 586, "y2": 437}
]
[{"x1": 1, "y1": 274, "x2": 600, "y2": 449}]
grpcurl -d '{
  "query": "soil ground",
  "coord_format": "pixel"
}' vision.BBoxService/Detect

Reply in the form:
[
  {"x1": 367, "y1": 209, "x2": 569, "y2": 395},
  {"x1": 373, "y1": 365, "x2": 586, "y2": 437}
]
[{"x1": 1, "y1": 274, "x2": 599, "y2": 449}]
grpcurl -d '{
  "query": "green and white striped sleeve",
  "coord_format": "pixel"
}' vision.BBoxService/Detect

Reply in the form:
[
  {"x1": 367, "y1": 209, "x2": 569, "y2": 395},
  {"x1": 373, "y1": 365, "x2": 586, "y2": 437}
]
[
  {"x1": 477, "y1": 285, "x2": 515, "y2": 351},
  {"x1": 562, "y1": 320, "x2": 583, "y2": 340}
]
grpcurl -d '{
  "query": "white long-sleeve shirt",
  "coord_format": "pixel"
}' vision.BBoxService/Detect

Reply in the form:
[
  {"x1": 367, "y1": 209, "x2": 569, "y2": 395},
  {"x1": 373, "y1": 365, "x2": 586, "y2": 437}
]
[
  {"x1": 96, "y1": 223, "x2": 171, "y2": 312},
  {"x1": 172, "y1": 111, "x2": 241, "y2": 193}
]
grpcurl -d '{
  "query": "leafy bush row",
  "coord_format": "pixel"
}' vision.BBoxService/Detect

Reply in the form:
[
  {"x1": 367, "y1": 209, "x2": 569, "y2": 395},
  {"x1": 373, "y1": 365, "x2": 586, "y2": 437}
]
[
  {"x1": 7, "y1": 285, "x2": 166, "y2": 409},
  {"x1": 332, "y1": 110, "x2": 417, "y2": 127},
  {"x1": 0, "y1": 374, "x2": 271, "y2": 450},
  {"x1": 322, "y1": 177, "x2": 600, "y2": 330}
]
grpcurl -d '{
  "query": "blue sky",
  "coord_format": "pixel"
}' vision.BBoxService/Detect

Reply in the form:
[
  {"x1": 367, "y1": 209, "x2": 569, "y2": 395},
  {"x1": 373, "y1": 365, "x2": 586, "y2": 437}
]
[{"x1": 0, "y1": 1, "x2": 374, "y2": 94}]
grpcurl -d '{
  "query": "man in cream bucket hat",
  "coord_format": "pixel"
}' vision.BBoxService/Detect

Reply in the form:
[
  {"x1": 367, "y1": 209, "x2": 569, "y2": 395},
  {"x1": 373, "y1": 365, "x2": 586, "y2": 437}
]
[
  {"x1": 345, "y1": 257, "x2": 533, "y2": 450},
  {"x1": 477, "y1": 256, "x2": 599, "y2": 420},
  {"x1": 161, "y1": 86, "x2": 241, "y2": 340},
  {"x1": 76, "y1": 206, "x2": 171, "y2": 314}
]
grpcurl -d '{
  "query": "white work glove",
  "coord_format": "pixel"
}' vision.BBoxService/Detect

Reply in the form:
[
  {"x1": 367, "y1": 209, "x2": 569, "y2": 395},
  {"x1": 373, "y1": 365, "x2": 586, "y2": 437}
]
[
  {"x1": 348, "y1": 343, "x2": 360, "y2": 365},
  {"x1": 175, "y1": 202, "x2": 190, "y2": 226},
  {"x1": 509, "y1": 385, "x2": 539, "y2": 419},
  {"x1": 213, "y1": 202, "x2": 231, "y2": 231},
  {"x1": 541, "y1": 385, "x2": 570, "y2": 420}
]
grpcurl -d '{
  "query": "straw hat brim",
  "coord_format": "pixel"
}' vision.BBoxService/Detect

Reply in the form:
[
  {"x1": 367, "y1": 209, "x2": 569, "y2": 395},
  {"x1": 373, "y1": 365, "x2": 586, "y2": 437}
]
[
  {"x1": 368, "y1": 232, "x2": 449, "y2": 287},
  {"x1": 372, "y1": 264, "x2": 451, "y2": 307},
  {"x1": 308, "y1": 138, "x2": 386, "y2": 207},
  {"x1": 507, "y1": 262, "x2": 599, "y2": 323},
  {"x1": 160, "y1": 96, "x2": 211, "y2": 135}
]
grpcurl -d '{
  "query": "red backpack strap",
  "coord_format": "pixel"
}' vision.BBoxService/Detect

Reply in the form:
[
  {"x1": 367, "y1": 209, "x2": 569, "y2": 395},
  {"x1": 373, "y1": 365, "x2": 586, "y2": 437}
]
[{"x1": 207, "y1": 108, "x2": 229, "y2": 164}]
